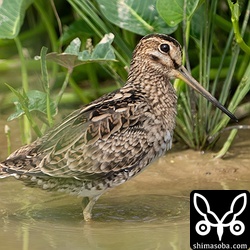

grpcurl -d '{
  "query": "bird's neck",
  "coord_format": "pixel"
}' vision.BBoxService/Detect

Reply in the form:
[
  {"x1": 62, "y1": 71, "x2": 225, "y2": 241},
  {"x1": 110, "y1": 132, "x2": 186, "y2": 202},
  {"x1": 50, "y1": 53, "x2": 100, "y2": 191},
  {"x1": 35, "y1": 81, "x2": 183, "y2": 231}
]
[
  {"x1": 126, "y1": 68, "x2": 177, "y2": 126},
  {"x1": 126, "y1": 66, "x2": 177, "y2": 103}
]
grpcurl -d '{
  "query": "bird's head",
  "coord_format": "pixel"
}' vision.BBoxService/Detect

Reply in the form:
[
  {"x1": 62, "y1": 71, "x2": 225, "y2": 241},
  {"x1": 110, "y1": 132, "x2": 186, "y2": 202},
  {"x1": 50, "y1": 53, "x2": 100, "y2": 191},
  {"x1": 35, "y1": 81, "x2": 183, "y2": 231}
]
[{"x1": 130, "y1": 34, "x2": 237, "y2": 122}]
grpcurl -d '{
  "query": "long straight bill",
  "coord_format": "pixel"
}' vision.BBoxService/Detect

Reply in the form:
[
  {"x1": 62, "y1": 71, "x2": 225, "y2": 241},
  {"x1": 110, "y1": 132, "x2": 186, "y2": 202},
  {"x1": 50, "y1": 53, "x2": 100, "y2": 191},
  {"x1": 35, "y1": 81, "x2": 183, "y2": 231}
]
[{"x1": 175, "y1": 66, "x2": 238, "y2": 122}]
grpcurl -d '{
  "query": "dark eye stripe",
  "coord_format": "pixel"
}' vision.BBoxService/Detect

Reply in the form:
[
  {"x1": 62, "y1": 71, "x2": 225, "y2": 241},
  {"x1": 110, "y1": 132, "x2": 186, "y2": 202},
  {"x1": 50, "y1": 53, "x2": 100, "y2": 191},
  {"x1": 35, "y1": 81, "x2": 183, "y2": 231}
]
[
  {"x1": 171, "y1": 57, "x2": 180, "y2": 69},
  {"x1": 151, "y1": 54, "x2": 159, "y2": 61}
]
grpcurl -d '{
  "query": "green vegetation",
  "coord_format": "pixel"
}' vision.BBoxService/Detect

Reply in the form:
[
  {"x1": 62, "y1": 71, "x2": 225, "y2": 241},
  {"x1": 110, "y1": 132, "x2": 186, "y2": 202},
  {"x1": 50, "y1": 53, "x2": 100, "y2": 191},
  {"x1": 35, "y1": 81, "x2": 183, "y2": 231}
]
[{"x1": 0, "y1": 0, "x2": 249, "y2": 157}]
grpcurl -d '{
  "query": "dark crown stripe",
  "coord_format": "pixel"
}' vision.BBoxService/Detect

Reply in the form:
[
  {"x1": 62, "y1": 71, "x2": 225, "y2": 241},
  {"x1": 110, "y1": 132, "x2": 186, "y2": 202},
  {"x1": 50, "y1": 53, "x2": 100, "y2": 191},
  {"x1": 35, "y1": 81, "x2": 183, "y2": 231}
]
[{"x1": 141, "y1": 34, "x2": 181, "y2": 49}]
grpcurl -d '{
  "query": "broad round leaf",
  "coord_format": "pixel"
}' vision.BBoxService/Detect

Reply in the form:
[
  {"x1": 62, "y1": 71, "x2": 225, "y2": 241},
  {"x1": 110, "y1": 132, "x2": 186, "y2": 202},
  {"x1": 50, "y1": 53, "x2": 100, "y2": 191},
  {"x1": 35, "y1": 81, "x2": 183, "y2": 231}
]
[
  {"x1": 0, "y1": 0, "x2": 34, "y2": 39},
  {"x1": 96, "y1": 0, "x2": 177, "y2": 35},
  {"x1": 156, "y1": 0, "x2": 200, "y2": 27}
]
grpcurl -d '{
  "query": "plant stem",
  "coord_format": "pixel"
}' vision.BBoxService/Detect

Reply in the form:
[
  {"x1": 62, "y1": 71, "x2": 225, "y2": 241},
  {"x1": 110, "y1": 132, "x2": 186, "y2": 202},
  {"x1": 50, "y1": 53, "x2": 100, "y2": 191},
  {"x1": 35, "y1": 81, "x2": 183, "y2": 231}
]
[
  {"x1": 14, "y1": 37, "x2": 29, "y2": 92},
  {"x1": 14, "y1": 37, "x2": 32, "y2": 144},
  {"x1": 214, "y1": 62, "x2": 250, "y2": 157},
  {"x1": 34, "y1": 0, "x2": 59, "y2": 82},
  {"x1": 214, "y1": 129, "x2": 238, "y2": 158},
  {"x1": 4, "y1": 125, "x2": 11, "y2": 155},
  {"x1": 68, "y1": 77, "x2": 91, "y2": 103},
  {"x1": 211, "y1": 0, "x2": 250, "y2": 138},
  {"x1": 34, "y1": 1, "x2": 58, "y2": 52},
  {"x1": 56, "y1": 69, "x2": 72, "y2": 106},
  {"x1": 227, "y1": 0, "x2": 250, "y2": 55},
  {"x1": 40, "y1": 47, "x2": 54, "y2": 127}
]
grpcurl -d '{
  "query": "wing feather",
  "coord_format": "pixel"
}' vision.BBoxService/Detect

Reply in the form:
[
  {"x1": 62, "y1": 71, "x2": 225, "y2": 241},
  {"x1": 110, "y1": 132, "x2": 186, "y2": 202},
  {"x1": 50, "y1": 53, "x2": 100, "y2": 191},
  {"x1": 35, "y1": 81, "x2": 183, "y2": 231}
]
[{"x1": 2, "y1": 89, "x2": 154, "y2": 180}]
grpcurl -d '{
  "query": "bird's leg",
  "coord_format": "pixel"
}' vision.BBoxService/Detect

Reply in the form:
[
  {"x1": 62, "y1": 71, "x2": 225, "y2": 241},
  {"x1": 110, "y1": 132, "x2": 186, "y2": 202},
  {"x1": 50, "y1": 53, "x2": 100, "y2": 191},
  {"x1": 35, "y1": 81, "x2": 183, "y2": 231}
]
[{"x1": 81, "y1": 195, "x2": 101, "y2": 221}]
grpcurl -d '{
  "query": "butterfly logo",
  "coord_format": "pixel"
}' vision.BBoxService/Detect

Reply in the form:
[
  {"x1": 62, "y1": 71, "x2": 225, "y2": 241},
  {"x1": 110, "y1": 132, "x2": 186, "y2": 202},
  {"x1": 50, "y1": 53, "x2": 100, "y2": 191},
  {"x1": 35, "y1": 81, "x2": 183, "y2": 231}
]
[{"x1": 193, "y1": 193, "x2": 247, "y2": 241}]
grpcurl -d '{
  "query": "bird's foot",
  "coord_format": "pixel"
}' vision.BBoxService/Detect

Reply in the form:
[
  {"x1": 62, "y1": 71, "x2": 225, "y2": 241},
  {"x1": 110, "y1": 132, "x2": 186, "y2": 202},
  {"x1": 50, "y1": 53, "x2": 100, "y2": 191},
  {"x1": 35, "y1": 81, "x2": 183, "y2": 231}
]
[{"x1": 81, "y1": 195, "x2": 101, "y2": 221}]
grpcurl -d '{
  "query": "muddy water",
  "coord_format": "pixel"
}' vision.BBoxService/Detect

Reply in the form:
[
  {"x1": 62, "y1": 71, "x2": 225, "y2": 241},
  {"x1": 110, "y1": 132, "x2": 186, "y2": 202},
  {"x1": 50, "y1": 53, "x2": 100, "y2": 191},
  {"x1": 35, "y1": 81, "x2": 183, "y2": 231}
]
[{"x1": 0, "y1": 116, "x2": 249, "y2": 250}]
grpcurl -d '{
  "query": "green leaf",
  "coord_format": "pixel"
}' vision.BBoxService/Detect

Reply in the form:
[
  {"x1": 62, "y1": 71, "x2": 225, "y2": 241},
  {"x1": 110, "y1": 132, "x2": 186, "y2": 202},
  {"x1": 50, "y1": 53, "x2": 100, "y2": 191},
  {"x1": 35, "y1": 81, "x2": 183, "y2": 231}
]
[
  {"x1": 190, "y1": 4, "x2": 205, "y2": 41},
  {"x1": 64, "y1": 37, "x2": 82, "y2": 55},
  {"x1": 0, "y1": 0, "x2": 34, "y2": 39},
  {"x1": 96, "y1": 0, "x2": 177, "y2": 35},
  {"x1": 46, "y1": 33, "x2": 116, "y2": 70},
  {"x1": 8, "y1": 90, "x2": 57, "y2": 121},
  {"x1": 79, "y1": 33, "x2": 116, "y2": 60},
  {"x1": 60, "y1": 19, "x2": 94, "y2": 44},
  {"x1": 156, "y1": 0, "x2": 200, "y2": 27}
]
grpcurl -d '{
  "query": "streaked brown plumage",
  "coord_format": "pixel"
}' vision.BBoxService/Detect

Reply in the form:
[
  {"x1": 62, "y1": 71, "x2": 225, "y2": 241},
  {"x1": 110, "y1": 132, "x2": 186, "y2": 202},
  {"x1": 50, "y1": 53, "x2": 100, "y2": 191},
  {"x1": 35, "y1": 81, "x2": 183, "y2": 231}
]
[{"x1": 0, "y1": 34, "x2": 237, "y2": 221}]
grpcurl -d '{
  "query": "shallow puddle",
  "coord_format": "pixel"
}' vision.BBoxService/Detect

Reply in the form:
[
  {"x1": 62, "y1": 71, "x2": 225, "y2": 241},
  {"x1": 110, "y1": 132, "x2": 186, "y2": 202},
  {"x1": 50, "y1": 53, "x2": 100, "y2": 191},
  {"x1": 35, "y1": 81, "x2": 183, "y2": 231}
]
[
  {"x1": 0, "y1": 180, "x2": 190, "y2": 250},
  {"x1": 0, "y1": 116, "x2": 249, "y2": 250}
]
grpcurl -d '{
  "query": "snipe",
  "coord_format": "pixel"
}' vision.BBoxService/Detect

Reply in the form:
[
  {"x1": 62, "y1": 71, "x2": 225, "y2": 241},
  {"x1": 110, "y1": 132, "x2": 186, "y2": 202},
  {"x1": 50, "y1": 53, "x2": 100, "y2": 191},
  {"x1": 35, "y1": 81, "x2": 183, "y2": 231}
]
[{"x1": 0, "y1": 34, "x2": 237, "y2": 221}]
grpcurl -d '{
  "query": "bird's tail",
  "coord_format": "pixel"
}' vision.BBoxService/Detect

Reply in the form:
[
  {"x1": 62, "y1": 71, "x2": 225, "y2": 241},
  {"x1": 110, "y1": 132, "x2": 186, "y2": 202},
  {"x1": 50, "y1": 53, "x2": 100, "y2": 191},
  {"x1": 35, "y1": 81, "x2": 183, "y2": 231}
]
[{"x1": 0, "y1": 163, "x2": 12, "y2": 178}]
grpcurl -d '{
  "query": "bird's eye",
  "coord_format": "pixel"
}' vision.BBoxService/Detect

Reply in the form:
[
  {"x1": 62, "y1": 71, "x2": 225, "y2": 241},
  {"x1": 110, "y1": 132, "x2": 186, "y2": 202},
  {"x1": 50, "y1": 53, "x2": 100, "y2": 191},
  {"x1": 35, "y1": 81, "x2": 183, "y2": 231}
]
[{"x1": 159, "y1": 44, "x2": 170, "y2": 53}]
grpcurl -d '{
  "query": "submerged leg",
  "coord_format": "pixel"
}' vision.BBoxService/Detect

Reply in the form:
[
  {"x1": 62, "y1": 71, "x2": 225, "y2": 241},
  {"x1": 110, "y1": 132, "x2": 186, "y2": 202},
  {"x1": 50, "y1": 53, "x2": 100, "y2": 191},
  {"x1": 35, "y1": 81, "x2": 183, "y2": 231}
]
[{"x1": 81, "y1": 195, "x2": 101, "y2": 221}]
